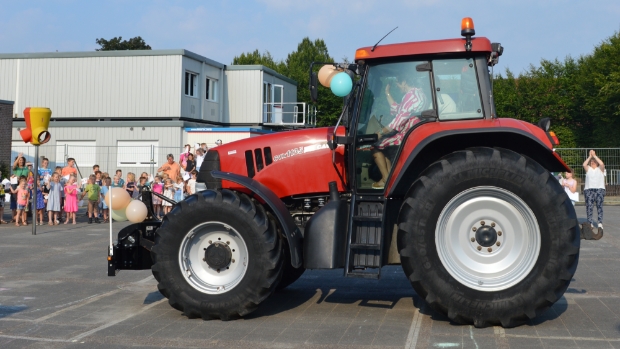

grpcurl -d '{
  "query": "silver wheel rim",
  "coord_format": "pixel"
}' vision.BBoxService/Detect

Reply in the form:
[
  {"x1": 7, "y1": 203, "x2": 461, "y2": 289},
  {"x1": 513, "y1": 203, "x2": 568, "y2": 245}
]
[
  {"x1": 435, "y1": 186, "x2": 540, "y2": 292},
  {"x1": 178, "y1": 221, "x2": 248, "y2": 294}
]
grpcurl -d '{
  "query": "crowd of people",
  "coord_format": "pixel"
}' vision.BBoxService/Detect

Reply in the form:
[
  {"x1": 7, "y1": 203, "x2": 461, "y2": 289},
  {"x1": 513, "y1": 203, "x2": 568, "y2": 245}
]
[{"x1": 0, "y1": 141, "x2": 219, "y2": 227}]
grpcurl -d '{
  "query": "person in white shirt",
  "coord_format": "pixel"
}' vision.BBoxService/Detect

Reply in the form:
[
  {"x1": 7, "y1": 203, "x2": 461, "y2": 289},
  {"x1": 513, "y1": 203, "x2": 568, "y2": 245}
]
[
  {"x1": 195, "y1": 148, "x2": 205, "y2": 172},
  {"x1": 583, "y1": 150, "x2": 605, "y2": 233}
]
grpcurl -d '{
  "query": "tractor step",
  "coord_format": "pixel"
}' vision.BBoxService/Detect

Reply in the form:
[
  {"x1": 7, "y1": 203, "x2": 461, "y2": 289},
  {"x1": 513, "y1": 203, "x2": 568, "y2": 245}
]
[
  {"x1": 345, "y1": 195, "x2": 385, "y2": 278},
  {"x1": 352, "y1": 216, "x2": 382, "y2": 222},
  {"x1": 350, "y1": 243, "x2": 381, "y2": 250},
  {"x1": 347, "y1": 270, "x2": 380, "y2": 279}
]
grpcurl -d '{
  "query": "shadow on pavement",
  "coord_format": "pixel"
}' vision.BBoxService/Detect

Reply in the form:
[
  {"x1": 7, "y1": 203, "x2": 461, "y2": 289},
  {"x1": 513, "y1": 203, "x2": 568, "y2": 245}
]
[{"x1": 0, "y1": 305, "x2": 28, "y2": 319}]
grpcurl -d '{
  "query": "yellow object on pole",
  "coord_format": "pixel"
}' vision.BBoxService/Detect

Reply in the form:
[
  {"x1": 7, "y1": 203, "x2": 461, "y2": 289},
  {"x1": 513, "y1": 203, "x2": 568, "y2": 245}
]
[{"x1": 20, "y1": 107, "x2": 52, "y2": 145}]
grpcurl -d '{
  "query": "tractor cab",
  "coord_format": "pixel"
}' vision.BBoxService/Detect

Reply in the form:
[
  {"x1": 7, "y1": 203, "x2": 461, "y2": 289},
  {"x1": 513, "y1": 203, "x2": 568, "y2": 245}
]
[{"x1": 311, "y1": 18, "x2": 503, "y2": 197}]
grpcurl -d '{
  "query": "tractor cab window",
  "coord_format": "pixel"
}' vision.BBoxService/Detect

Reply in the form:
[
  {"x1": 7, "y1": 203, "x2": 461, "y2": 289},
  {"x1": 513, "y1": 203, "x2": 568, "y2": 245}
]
[
  {"x1": 433, "y1": 58, "x2": 483, "y2": 120},
  {"x1": 355, "y1": 61, "x2": 433, "y2": 190}
]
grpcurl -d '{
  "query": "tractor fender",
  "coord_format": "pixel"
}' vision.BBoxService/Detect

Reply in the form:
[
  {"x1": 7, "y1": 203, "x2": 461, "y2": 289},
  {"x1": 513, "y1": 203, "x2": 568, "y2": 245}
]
[
  {"x1": 386, "y1": 126, "x2": 571, "y2": 198},
  {"x1": 210, "y1": 170, "x2": 303, "y2": 268}
]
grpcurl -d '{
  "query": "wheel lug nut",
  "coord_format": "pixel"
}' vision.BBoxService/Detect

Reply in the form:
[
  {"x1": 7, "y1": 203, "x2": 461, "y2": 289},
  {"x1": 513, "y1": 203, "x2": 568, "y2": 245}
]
[
  {"x1": 496, "y1": 242, "x2": 501, "y2": 246},
  {"x1": 497, "y1": 231, "x2": 502, "y2": 236},
  {"x1": 480, "y1": 221, "x2": 485, "y2": 226},
  {"x1": 232, "y1": 259, "x2": 235, "y2": 263},
  {"x1": 202, "y1": 258, "x2": 206, "y2": 261},
  {"x1": 491, "y1": 222, "x2": 495, "y2": 227},
  {"x1": 477, "y1": 246, "x2": 482, "y2": 251},
  {"x1": 226, "y1": 241, "x2": 230, "y2": 245},
  {"x1": 208, "y1": 240, "x2": 212, "y2": 244},
  {"x1": 472, "y1": 227, "x2": 477, "y2": 232},
  {"x1": 470, "y1": 237, "x2": 475, "y2": 242},
  {"x1": 217, "y1": 269, "x2": 220, "y2": 273},
  {"x1": 487, "y1": 247, "x2": 492, "y2": 252}
]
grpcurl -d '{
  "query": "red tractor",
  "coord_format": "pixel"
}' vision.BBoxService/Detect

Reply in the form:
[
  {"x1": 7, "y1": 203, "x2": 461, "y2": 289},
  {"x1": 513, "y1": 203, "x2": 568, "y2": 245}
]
[{"x1": 108, "y1": 18, "x2": 579, "y2": 328}]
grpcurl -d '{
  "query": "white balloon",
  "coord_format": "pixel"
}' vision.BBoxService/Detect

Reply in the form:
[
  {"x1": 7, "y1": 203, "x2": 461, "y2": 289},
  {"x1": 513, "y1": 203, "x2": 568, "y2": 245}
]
[{"x1": 126, "y1": 200, "x2": 148, "y2": 223}]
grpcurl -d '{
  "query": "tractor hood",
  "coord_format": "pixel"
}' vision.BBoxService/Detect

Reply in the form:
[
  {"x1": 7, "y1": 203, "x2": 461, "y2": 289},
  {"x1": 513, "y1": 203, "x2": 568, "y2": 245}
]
[{"x1": 200, "y1": 127, "x2": 347, "y2": 198}]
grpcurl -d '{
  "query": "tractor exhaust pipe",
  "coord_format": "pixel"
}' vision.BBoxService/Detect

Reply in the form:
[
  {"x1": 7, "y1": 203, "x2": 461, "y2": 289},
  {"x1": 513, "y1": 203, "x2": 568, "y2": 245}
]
[{"x1": 329, "y1": 181, "x2": 339, "y2": 202}]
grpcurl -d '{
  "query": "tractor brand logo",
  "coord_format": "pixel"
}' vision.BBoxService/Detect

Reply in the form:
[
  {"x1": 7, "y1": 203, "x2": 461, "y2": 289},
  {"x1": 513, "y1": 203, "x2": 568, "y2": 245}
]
[
  {"x1": 273, "y1": 147, "x2": 304, "y2": 162},
  {"x1": 272, "y1": 143, "x2": 329, "y2": 162}
]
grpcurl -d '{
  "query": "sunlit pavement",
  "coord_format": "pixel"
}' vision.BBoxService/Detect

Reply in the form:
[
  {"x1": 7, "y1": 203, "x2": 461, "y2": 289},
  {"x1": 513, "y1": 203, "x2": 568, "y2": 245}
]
[{"x1": 0, "y1": 206, "x2": 618, "y2": 349}]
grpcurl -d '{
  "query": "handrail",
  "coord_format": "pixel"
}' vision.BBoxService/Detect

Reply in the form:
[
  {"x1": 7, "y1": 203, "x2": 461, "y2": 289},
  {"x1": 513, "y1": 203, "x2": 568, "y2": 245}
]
[{"x1": 263, "y1": 102, "x2": 316, "y2": 127}]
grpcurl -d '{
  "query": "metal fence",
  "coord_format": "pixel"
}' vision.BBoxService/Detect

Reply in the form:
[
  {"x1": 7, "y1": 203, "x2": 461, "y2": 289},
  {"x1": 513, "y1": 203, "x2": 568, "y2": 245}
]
[{"x1": 554, "y1": 148, "x2": 620, "y2": 183}]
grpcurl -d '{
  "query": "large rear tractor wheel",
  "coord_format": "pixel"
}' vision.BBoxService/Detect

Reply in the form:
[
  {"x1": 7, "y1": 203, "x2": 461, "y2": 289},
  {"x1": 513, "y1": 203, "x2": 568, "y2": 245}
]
[
  {"x1": 398, "y1": 147, "x2": 580, "y2": 327},
  {"x1": 151, "y1": 189, "x2": 283, "y2": 320}
]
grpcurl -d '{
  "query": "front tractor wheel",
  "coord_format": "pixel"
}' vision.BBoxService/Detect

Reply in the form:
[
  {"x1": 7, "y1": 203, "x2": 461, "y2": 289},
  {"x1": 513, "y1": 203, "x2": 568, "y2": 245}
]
[
  {"x1": 151, "y1": 189, "x2": 283, "y2": 320},
  {"x1": 398, "y1": 147, "x2": 580, "y2": 328}
]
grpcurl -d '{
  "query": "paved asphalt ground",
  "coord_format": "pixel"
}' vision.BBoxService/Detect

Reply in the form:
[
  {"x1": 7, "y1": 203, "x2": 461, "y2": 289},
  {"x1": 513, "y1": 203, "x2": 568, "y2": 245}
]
[{"x1": 0, "y1": 206, "x2": 619, "y2": 349}]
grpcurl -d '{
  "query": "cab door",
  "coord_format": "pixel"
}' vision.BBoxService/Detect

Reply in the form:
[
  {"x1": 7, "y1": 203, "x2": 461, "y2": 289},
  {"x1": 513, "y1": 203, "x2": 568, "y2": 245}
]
[{"x1": 352, "y1": 60, "x2": 434, "y2": 192}]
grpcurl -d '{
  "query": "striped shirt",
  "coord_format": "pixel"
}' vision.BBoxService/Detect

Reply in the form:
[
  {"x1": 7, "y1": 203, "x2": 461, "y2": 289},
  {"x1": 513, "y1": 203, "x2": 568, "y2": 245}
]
[{"x1": 376, "y1": 87, "x2": 427, "y2": 149}]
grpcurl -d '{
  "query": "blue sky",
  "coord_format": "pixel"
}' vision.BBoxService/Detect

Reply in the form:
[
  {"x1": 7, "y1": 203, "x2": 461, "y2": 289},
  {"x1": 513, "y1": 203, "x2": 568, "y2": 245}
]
[{"x1": 1, "y1": 0, "x2": 619, "y2": 75}]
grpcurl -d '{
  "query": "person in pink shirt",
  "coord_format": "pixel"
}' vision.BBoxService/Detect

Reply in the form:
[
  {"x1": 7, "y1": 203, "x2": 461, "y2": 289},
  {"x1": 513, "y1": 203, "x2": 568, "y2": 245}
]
[
  {"x1": 371, "y1": 74, "x2": 427, "y2": 189},
  {"x1": 13, "y1": 178, "x2": 30, "y2": 226},
  {"x1": 63, "y1": 175, "x2": 78, "y2": 224}
]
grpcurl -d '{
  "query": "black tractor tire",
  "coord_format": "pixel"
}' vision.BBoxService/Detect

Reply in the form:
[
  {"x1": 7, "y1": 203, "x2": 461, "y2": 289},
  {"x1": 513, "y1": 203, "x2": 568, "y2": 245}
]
[
  {"x1": 398, "y1": 147, "x2": 580, "y2": 328},
  {"x1": 151, "y1": 189, "x2": 283, "y2": 320},
  {"x1": 276, "y1": 242, "x2": 305, "y2": 290}
]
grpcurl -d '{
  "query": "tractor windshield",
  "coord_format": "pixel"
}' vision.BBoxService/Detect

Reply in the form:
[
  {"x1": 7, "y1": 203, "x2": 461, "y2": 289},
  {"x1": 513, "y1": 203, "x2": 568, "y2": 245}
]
[{"x1": 354, "y1": 58, "x2": 483, "y2": 190}]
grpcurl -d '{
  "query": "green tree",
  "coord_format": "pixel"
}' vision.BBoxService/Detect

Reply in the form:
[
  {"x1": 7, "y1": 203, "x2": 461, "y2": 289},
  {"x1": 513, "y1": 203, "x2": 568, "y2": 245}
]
[
  {"x1": 494, "y1": 31, "x2": 620, "y2": 148},
  {"x1": 281, "y1": 37, "x2": 343, "y2": 126},
  {"x1": 574, "y1": 32, "x2": 620, "y2": 147},
  {"x1": 95, "y1": 36, "x2": 151, "y2": 51},
  {"x1": 231, "y1": 49, "x2": 285, "y2": 72}
]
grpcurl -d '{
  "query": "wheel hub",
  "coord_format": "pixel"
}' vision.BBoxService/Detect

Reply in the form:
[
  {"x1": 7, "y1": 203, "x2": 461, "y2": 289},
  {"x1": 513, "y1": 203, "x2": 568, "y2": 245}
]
[
  {"x1": 204, "y1": 242, "x2": 232, "y2": 269},
  {"x1": 435, "y1": 186, "x2": 541, "y2": 292},
  {"x1": 475, "y1": 225, "x2": 497, "y2": 247}
]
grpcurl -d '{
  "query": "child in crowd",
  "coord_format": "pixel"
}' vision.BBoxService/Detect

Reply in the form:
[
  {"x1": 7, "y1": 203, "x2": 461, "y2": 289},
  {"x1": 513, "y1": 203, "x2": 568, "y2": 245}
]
[
  {"x1": 151, "y1": 176, "x2": 163, "y2": 218},
  {"x1": 13, "y1": 177, "x2": 29, "y2": 226},
  {"x1": 115, "y1": 170, "x2": 125, "y2": 187},
  {"x1": 100, "y1": 177, "x2": 111, "y2": 223},
  {"x1": 35, "y1": 182, "x2": 45, "y2": 225},
  {"x1": 187, "y1": 171, "x2": 197, "y2": 196},
  {"x1": 136, "y1": 176, "x2": 148, "y2": 198},
  {"x1": 112, "y1": 175, "x2": 122, "y2": 188},
  {"x1": 81, "y1": 175, "x2": 101, "y2": 224},
  {"x1": 0, "y1": 172, "x2": 6, "y2": 224},
  {"x1": 46, "y1": 173, "x2": 62, "y2": 225},
  {"x1": 125, "y1": 172, "x2": 136, "y2": 198},
  {"x1": 173, "y1": 176, "x2": 184, "y2": 202},
  {"x1": 26, "y1": 164, "x2": 35, "y2": 189},
  {"x1": 140, "y1": 172, "x2": 152, "y2": 186},
  {"x1": 95, "y1": 171, "x2": 102, "y2": 186},
  {"x1": 162, "y1": 179, "x2": 174, "y2": 214},
  {"x1": 63, "y1": 174, "x2": 78, "y2": 224}
]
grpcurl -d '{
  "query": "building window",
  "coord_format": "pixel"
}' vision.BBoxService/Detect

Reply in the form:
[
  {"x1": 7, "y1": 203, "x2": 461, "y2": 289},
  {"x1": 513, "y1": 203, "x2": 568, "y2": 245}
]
[
  {"x1": 117, "y1": 140, "x2": 159, "y2": 167},
  {"x1": 206, "y1": 78, "x2": 217, "y2": 101},
  {"x1": 185, "y1": 71, "x2": 198, "y2": 97}
]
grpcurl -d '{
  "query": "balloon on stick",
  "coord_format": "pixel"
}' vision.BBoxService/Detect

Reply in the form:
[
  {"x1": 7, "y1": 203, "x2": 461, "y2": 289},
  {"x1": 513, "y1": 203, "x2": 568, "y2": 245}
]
[
  {"x1": 126, "y1": 200, "x2": 148, "y2": 223},
  {"x1": 318, "y1": 65, "x2": 340, "y2": 88},
  {"x1": 330, "y1": 72, "x2": 353, "y2": 97},
  {"x1": 105, "y1": 187, "x2": 131, "y2": 210},
  {"x1": 111, "y1": 208, "x2": 128, "y2": 222}
]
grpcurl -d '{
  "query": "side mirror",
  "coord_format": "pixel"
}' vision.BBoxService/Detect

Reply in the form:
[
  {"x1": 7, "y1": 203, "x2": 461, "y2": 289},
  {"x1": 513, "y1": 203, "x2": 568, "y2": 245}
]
[{"x1": 310, "y1": 72, "x2": 318, "y2": 103}]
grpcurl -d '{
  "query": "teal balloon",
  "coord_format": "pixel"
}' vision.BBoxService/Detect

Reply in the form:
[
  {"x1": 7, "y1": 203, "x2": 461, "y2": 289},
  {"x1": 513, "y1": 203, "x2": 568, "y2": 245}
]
[
  {"x1": 111, "y1": 208, "x2": 128, "y2": 222},
  {"x1": 330, "y1": 72, "x2": 353, "y2": 97}
]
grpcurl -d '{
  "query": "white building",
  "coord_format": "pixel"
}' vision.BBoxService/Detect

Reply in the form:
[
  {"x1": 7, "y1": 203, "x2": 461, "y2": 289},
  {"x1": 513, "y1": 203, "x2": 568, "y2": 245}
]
[{"x1": 0, "y1": 49, "x2": 312, "y2": 176}]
